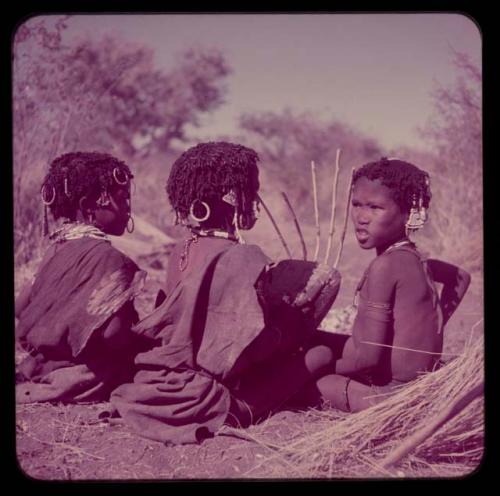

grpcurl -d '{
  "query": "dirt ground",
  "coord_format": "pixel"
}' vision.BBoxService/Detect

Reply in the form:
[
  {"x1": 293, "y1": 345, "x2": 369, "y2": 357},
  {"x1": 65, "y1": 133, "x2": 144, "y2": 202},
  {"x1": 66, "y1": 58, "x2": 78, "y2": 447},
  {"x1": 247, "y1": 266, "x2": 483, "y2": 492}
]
[{"x1": 14, "y1": 222, "x2": 484, "y2": 481}]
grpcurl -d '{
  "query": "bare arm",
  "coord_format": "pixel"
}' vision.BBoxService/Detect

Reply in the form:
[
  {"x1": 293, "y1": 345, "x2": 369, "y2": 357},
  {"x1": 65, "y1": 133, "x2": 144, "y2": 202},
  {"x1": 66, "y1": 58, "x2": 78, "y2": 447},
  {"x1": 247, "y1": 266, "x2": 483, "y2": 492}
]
[
  {"x1": 334, "y1": 317, "x2": 392, "y2": 378},
  {"x1": 427, "y1": 259, "x2": 471, "y2": 326},
  {"x1": 335, "y1": 256, "x2": 395, "y2": 378}
]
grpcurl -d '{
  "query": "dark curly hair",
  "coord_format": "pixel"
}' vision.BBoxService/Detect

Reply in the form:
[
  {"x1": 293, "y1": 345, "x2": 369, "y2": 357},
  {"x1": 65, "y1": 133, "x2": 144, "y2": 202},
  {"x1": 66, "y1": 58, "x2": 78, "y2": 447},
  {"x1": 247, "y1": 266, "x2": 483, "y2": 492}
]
[
  {"x1": 41, "y1": 151, "x2": 133, "y2": 221},
  {"x1": 166, "y1": 141, "x2": 260, "y2": 224},
  {"x1": 353, "y1": 157, "x2": 431, "y2": 213}
]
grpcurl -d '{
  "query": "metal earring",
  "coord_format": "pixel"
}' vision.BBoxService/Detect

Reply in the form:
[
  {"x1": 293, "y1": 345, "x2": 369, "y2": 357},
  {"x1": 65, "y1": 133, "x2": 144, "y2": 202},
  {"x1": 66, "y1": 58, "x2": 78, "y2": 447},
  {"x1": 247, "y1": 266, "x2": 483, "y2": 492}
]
[
  {"x1": 126, "y1": 216, "x2": 135, "y2": 233},
  {"x1": 96, "y1": 191, "x2": 111, "y2": 207},
  {"x1": 222, "y1": 190, "x2": 237, "y2": 207},
  {"x1": 189, "y1": 200, "x2": 211, "y2": 223},
  {"x1": 418, "y1": 196, "x2": 427, "y2": 224},
  {"x1": 253, "y1": 200, "x2": 260, "y2": 219},
  {"x1": 405, "y1": 196, "x2": 426, "y2": 235},
  {"x1": 233, "y1": 209, "x2": 245, "y2": 244},
  {"x1": 64, "y1": 177, "x2": 71, "y2": 197},
  {"x1": 113, "y1": 167, "x2": 129, "y2": 186},
  {"x1": 41, "y1": 184, "x2": 56, "y2": 205},
  {"x1": 41, "y1": 184, "x2": 56, "y2": 237}
]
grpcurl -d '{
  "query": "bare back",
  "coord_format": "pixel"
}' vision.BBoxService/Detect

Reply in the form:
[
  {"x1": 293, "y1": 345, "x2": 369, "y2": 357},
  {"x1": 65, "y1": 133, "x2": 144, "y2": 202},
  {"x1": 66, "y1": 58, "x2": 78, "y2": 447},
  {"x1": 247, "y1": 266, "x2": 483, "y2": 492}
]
[{"x1": 387, "y1": 248, "x2": 442, "y2": 380}]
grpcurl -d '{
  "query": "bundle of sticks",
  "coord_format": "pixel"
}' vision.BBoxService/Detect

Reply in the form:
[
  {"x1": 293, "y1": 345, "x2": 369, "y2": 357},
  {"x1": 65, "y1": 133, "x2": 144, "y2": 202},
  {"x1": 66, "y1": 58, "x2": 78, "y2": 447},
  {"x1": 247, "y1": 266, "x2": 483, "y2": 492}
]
[{"x1": 257, "y1": 148, "x2": 354, "y2": 269}]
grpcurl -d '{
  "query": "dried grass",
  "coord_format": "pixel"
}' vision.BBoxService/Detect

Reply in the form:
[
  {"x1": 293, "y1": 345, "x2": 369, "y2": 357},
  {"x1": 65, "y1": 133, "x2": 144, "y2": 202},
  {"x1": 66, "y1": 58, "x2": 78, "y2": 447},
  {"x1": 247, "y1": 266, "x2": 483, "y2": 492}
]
[{"x1": 233, "y1": 328, "x2": 484, "y2": 479}]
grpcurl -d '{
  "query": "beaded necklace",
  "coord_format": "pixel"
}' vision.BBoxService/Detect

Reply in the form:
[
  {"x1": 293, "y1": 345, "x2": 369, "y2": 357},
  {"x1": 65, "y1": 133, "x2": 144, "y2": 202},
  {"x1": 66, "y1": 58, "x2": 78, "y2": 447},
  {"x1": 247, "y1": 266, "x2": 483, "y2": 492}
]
[
  {"x1": 178, "y1": 228, "x2": 238, "y2": 271},
  {"x1": 383, "y1": 238, "x2": 414, "y2": 254},
  {"x1": 49, "y1": 222, "x2": 109, "y2": 244}
]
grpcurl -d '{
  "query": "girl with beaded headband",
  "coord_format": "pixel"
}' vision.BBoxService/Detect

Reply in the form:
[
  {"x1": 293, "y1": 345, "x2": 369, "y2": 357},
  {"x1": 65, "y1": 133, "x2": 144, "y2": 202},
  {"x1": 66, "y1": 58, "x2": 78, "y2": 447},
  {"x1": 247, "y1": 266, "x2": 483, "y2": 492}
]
[
  {"x1": 295, "y1": 157, "x2": 471, "y2": 413},
  {"x1": 16, "y1": 152, "x2": 152, "y2": 404},
  {"x1": 110, "y1": 141, "x2": 341, "y2": 445}
]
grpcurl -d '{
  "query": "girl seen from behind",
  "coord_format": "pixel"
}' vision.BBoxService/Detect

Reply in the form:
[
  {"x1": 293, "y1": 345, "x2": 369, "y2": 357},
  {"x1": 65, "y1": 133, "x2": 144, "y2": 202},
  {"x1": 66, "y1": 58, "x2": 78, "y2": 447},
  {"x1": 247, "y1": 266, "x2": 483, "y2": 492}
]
[{"x1": 16, "y1": 152, "x2": 150, "y2": 403}]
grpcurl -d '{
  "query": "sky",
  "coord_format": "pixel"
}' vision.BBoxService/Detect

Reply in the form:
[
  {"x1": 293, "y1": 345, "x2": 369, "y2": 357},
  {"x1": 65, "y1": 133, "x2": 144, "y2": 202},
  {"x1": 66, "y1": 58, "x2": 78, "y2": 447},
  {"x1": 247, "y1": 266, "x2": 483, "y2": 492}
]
[{"x1": 58, "y1": 13, "x2": 481, "y2": 151}]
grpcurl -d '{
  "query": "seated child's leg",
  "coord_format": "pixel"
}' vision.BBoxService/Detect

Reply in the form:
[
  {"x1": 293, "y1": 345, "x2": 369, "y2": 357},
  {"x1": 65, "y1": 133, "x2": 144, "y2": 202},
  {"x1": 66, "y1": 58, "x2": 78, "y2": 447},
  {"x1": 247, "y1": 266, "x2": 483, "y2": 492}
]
[
  {"x1": 313, "y1": 374, "x2": 393, "y2": 412},
  {"x1": 227, "y1": 345, "x2": 334, "y2": 426}
]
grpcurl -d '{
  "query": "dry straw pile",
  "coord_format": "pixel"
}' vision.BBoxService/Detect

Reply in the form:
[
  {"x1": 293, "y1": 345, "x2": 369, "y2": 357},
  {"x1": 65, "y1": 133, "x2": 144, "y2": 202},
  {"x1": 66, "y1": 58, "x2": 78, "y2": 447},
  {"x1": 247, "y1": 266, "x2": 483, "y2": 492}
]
[{"x1": 225, "y1": 329, "x2": 484, "y2": 479}]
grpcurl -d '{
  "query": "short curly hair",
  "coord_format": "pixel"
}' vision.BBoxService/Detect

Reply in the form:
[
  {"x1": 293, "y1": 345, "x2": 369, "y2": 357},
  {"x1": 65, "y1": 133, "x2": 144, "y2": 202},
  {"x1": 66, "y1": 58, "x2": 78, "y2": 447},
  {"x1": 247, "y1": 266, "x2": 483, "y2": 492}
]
[
  {"x1": 41, "y1": 152, "x2": 133, "y2": 221},
  {"x1": 353, "y1": 157, "x2": 431, "y2": 213},
  {"x1": 166, "y1": 141, "x2": 260, "y2": 222}
]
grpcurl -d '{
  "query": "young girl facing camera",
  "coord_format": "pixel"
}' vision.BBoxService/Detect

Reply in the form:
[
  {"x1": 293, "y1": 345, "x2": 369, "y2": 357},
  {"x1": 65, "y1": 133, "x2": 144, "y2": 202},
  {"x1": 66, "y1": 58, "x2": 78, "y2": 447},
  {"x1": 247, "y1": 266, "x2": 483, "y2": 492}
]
[
  {"x1": 16, "y1": 152, "x2": 149, "y2": 403},
  {"x1": 307, "y1": 158, "x2": 471, "y2": 412}
]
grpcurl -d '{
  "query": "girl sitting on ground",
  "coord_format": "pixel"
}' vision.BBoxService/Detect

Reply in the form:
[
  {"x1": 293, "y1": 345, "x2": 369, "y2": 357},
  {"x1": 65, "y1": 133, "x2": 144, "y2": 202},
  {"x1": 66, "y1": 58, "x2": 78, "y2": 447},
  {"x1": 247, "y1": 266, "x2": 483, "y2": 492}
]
[
  {"x1": 111, "y1": 142, "x2": 341, "y2": 444},
  {"x1": 16, "y1": 152, "x2": 149, "y2": 403},
  {"x1": 304, "y1": 157, "x2": 471, "y2": 412}
]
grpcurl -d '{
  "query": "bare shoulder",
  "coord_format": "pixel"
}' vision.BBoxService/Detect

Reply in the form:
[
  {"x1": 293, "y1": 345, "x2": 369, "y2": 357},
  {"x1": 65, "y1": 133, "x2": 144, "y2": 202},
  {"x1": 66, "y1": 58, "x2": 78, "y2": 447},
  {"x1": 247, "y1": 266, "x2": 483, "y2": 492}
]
[
  {"x1": 363, "y1": 254, "x2": 401, "y2": 300},
  {"x1": 370, "y1": 249, "x2": 418, "y2": 273},
  {"x1": 369, "y1": 249, "x2": 422, "y2": 284}
]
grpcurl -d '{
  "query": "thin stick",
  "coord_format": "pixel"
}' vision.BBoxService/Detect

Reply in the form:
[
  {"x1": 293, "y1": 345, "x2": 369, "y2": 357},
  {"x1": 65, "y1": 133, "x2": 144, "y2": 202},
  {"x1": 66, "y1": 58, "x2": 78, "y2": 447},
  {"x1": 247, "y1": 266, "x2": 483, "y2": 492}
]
[
  {"x1": 380, "y1": 381, "x2": 484, "y2": 470},
  {"x1": 256, "y1": 193, "x2": 292, "y2": 258},
  {"x1": 324, "y1": 149, "x2": 342, "y2": 265},
  {"x1": 359, "y1": 340, "x2": 462, "y2": 357},
  {"x1": 281, "y1": 192, "x2": 307, "y2": 260},
  {"x1": 311, "y1": 161, "x2": 321, "y2": 262},
  {"x1": 333, "y1": 167, "x2": 355, "y2": 269}
]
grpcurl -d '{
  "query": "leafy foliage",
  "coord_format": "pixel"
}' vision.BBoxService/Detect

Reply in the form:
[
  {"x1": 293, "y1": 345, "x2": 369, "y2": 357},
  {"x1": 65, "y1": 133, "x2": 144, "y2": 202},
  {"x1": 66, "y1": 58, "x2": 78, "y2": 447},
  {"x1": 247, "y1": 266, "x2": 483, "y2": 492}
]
[
  {"x1": 13, "y1": 16, "x2": 230, "y2": 264},
  {"x1": 238, "y1": 108, "x2": 383, "y2": 214},
  {"x1": 418, "y1": 51, "x2": 482, "y2": 271}
]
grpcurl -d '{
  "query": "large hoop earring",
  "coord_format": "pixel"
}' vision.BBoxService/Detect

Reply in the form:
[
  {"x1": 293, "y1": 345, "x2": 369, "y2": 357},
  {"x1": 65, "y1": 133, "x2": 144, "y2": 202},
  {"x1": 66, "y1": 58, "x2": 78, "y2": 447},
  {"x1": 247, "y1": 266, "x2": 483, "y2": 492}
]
[
  {"x1": 113, "y1": 167, "x2": 129, "y2": 186},
  {"x1": 41, "y1": 184, "x2": 56, "y2": 205},
  {"x1": 126, "y1": 216, "x2": 135, "y2": 233},
  {"x1": 189, "y1": 200, "x2": 210, "y2": 223}
]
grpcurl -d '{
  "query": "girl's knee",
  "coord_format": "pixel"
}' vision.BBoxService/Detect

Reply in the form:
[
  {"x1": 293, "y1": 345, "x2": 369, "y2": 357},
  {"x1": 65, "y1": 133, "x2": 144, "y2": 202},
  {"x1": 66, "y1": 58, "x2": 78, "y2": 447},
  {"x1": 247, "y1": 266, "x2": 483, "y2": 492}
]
[{"x1": 304, "y1": 345, "x2": 334, "y2": 376}]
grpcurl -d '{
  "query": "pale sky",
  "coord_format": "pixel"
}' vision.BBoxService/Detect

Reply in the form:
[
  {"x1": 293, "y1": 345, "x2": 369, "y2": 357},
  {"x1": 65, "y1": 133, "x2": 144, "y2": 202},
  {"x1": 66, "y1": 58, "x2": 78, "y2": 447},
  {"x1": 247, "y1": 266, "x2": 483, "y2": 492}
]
[{"x1": 59, "y1": 13, "x2": 481, "y2": 151}]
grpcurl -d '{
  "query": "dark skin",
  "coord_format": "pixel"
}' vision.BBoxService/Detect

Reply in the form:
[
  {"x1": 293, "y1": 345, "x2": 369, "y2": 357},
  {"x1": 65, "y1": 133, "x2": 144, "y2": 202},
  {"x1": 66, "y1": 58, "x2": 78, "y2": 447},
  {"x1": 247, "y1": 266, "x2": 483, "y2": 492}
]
[
  {"x1": 308, "y1": 177, "x2": 471, "y2": 411},
  {"x1": 16, "y1": 184, "x2": 138, "y2": 352}
]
